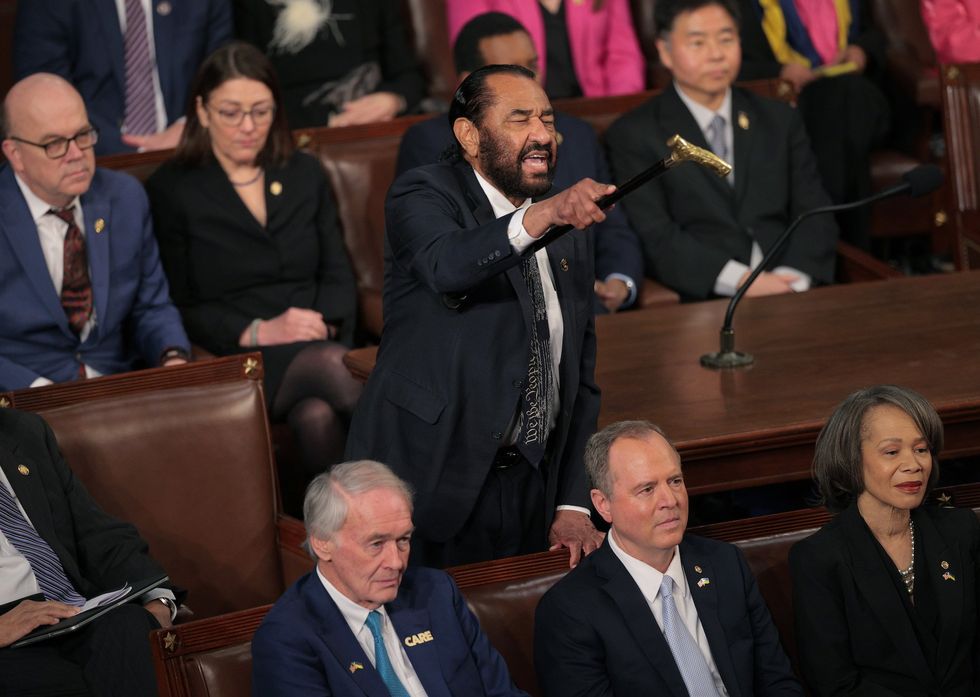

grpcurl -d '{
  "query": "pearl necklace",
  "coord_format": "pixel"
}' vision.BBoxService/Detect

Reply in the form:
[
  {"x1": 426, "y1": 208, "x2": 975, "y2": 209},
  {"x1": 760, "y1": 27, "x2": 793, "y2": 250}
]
[{"x1": 897, "y1": 517, "x2": 915, "y2": 596}]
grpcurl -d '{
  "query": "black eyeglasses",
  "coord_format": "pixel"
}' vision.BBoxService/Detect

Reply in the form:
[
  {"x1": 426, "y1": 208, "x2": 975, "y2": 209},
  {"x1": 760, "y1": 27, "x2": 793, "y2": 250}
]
[
  {"x1": 207, "y1": 104, "x2": 276, "y2": 127},
  {"x1": 7, "y1": 127, "x2": 99, "y2": 159}
]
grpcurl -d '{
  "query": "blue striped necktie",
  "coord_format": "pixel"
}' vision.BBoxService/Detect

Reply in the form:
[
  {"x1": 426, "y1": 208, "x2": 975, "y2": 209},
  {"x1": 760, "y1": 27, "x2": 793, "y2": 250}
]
[
  {"x1": 0, "y1": 481, "x2": 85, "y2": 606},
  {"x1": 660, "y1": 575, "x2": 721, "y2": 697},
  {"x1": 365, "y1": 610, "x2": 410, "y2": 697}
]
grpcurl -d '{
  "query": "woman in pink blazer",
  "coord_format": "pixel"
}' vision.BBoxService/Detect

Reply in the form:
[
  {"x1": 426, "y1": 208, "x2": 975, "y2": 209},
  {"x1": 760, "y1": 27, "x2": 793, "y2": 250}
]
[
  {"x1": 447, "y1": 0, "x2": 645, "y2": 97},
  {"x1": 921, "y1": 0, "x2": 980, "y2": 63}
]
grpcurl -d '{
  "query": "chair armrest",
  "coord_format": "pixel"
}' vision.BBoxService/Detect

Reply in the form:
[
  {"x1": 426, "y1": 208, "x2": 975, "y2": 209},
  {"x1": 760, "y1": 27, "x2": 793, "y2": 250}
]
[
  {"x1": 639, "y1": 277, "x2": 681, "y2": 308},
  {"x1": 836, "y1": 240, "x2": 903, "y2": 283}
]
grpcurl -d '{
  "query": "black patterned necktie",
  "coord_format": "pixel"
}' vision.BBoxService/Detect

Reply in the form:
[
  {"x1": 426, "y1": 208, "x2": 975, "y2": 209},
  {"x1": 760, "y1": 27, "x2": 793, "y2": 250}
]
[
  {"x1": 516, "y1": 254, "x2": 556, "y2": 466},
  {"x1": 48, "y1": 207, "x2": 93, "y2": 336}
]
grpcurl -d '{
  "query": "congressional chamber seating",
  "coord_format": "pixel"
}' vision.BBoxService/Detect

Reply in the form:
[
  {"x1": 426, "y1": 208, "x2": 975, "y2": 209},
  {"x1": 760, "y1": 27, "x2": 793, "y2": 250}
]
[
  {"x1": 0, "y1": 355, "x2": 311, "y2": 620},
  {"x1": 939, "y1": 63, "x2": 980, "y2": 269},
  {"x1": 145, "y1": 482, "x2": 980, "y2": 697}
]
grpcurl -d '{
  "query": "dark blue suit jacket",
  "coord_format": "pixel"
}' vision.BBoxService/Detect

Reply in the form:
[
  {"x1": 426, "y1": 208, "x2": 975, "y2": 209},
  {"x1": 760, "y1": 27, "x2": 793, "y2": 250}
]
[
  {"x1": 534, "y1": 535, "x2": 802, "y2": 697},
  {"x1": 396, "y1": 112, "x2": 643, "y2": 310},
  {"x1": 252, "y1": 567, "x2": 528, "y2": 696},
  {"x1": 0, "y1": 164, "x2": 190, "y2": 390},
  {"x1": 14, "y1": 0, "x2": 231, "y2": 155}
]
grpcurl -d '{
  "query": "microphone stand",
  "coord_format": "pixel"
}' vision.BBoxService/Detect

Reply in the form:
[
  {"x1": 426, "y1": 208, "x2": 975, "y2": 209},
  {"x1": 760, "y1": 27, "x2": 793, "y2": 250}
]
[
  {"x1": 444, "y1": 135, "x2": 732, "y2": 310},
  {"x1": 700, "y1": 184, "x2": 911, "y2": 369}
]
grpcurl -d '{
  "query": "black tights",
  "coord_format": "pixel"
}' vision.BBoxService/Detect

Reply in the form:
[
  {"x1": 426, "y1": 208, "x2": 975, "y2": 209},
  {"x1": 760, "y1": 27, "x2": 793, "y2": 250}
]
[{"x1": 271, "y1": 342, "x2": 362, "y2": 477}]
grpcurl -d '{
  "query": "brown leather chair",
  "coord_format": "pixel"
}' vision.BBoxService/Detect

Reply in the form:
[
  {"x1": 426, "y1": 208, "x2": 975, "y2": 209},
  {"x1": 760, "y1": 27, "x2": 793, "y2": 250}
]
[
  {"x1": 0, "y1": 355, "x2": 311, "y2": 619},
  {"x1": 401, "y1": 0, "x2": 456, "y2": 107},
  {"x1": 939, "y1": 62, "x2": 980, "y2": 269}
]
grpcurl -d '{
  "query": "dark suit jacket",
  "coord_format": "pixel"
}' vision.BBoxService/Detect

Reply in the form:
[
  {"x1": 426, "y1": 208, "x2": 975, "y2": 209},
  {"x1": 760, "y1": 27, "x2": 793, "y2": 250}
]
[
  {"x1": 790, "y1": 504, "x2": 980, "y2": 696},
  {"x1": 396, "y1": 112, "x2": 644, "y2": 309},
  {"x1": 345, "y1": 161, "x2": 601, "y2": 542},
  {"x1": 534, "y1": 535, "x2": 802, "y2": 697},
  {"x1": 605, "y1": 84, "x2": 838, "y2": 300},
  {"x1": 145, "y1": 152, "x2": 357, "y2": 354},
  {"x1": 0, "y1": 164, "x2": 190, "y2": 390},
  {"x1": 251, "y1": 567, "x2": 528, "y2": 696},
  {"x1": 0, "y1": 409, "x2": 172, "y2": 607},
  {"x1": 13, "y1": 0, "x2": 231, "y2": 154}
]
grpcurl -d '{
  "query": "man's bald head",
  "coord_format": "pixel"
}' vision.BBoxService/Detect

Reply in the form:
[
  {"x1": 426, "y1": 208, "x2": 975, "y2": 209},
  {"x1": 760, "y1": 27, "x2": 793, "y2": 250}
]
[{"x1": 2, "y1": 73, "x2": 95, "y2": 209}]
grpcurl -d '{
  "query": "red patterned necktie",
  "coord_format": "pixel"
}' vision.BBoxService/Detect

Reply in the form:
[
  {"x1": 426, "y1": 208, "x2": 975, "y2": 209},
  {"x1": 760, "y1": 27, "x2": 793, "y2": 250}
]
[
  {"x1": 122, "y1": 0, "x2": 157, "y2": 135},
  {"x1": 49, "y1": 207, "x2": 93, "y2": 336}
]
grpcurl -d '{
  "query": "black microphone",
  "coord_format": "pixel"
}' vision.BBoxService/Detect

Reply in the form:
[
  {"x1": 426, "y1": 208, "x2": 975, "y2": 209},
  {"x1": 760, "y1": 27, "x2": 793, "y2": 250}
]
[{"x1": 700, "y1": 164, "x2": 944, "y2": 369}]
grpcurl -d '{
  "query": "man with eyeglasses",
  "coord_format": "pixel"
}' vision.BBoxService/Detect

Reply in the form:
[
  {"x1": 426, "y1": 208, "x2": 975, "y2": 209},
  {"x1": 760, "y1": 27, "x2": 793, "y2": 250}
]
[{"x1": 0, "y1": 73, "x2": 191, "y2": 391}]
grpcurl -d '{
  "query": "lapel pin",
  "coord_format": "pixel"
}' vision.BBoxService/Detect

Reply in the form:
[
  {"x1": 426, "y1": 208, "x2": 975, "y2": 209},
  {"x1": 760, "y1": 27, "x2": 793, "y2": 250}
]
[
  {"x1": 348, "y1": 661, "x2": 363, "y2": 674},
  {"x1": 738, "y1": 112, "x2": 750, "y2": 130},
  {"x1": 697, "y1": 577, "x2": 710, "y2": 588},
  {"x1": 693, "y1": 565, "x2": 702, "y2": 574},
  {"x1": 559, "y1": 258, "x2": 569, "y2": 272},
  {"x1": 156, "y1": 1, "x2": 172, "y2": 16},
  {"x1": 941, "y1": 560, "x2": 950, "y2": 570},
  {"x1": 404, "y1": 630, "x2": 434, "y2": 647},
  {"x1": 270, "y1": 181, "x2": 283, "y2": 196},
  {"x1": 556, "y1": 131, "x2": 564, "y2": 146},
  {"x1": 94, "y1": 218, "x2": 105, "y2": 234},
  {"x1": 943, "y1": 572, "x2": 957, "y2": 582},
  {"x1": 16, "y1": 465, "x2": 29, "y2": 476}
]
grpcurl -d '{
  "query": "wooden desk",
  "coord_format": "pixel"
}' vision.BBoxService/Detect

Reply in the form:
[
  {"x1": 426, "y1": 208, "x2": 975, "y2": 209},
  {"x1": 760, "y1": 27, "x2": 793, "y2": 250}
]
[{"x1": 596, "y1": 271, "x2": 980, "y2": 494}]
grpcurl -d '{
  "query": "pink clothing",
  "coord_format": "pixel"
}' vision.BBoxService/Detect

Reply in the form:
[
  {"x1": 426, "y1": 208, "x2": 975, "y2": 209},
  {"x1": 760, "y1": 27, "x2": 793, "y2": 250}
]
[
  {"x1": 922, "y1": 0, "x2": 980, "y2": 63},
  {"x1": 792, "y1": 0, "x2": 840, "y2": 65},
  {"x1": 447, "y1": 0, "x2": 645, "y2": 97}
]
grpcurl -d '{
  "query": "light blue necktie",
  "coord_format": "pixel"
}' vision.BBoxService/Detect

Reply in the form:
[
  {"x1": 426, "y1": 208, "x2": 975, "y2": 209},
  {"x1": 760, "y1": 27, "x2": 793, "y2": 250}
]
[
  {"x1": 0, "y1": 482, "x2": 85, "y2": 606},
  {"x1": 365, "y1": 610, "x2": 411, "y2": 697},
  {"x1": 660, "y1": 575, "x2": 721, "y2": 697}
]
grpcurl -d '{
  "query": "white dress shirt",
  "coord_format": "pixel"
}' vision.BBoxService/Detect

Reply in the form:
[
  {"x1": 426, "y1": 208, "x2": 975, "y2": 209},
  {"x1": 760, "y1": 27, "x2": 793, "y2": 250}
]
[
  {"x1": 13, "y1": 174, "x2": 102, "y2": 386},
  {"x1": 674, "y1": 85, "x2": 811, "y2": 297},
  {"x1": 0, "y1": 467, "x2": 175, "y2": 612},
  {"x1": 114, "y1": 0, "x2": 169, "y2": 132},
  {"x1": 317, "y1": 567, "x2": 428, "y2": 697},
  {"x1": 608, "y1": 529, "x2": 730, "y2": 696}
]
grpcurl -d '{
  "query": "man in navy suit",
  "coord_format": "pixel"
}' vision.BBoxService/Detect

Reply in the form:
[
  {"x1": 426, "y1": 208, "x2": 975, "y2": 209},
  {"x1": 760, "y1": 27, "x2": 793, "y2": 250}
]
[
  {"x1": 252, "y1": 460, "x2": 529, "y2": 697},
  {"x1": 13, "y1": 0, "x2": 231, "y2": 154},
  {"x1": 535, "y1": 420, "x2": 802, "y2": 697},
  {"x1": 397, "y1": 12, "x2": 643, "y2": 313},
  {"x1": 0, "y1": 74, "x2": 190, "y2": 391}
]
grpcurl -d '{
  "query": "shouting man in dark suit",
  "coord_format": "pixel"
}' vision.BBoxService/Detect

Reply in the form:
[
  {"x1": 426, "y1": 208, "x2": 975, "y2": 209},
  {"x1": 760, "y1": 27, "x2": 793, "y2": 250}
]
[
  {"x1": 346, "y1": 64, "x2": 608, "y2": 568},
  {"x1": 606, "y1": 0, "x2": 838, "y2": 301},
  {"x1": 535, "y1": 420, "x2": 801, "y2": 697}
]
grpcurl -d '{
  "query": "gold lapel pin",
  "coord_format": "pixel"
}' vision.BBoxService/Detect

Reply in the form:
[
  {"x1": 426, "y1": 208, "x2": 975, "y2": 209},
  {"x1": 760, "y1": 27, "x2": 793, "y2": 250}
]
[
  {"x1": 943, "y1": 572, "x2": 957, "y2": 582},
  {"x1": 738, "y1": 111, "x2": 750, "y2": 130},
  {"x1": 556, "y1": 131, "x2": 564, "y2": 146},
  {"x1": 348, "y1": 661, "x2": 363, "y2": 674},
  {"x1": 694, "y1": 565, "x2": 703, "y2": 574},
  {"x1": 156, "y1": 1, "x2": 172, "y2": 16},
  {"x1": 941, "y1": 560, "x2": 950, "y2": 570},
  {"x1": 270, "y1": 181, "x2": 283, "y2": 196},
  {"x1": 697, "y1": 577, "x2": 711, "y2": 588},
  {"x1": 559, "y1": 258, "x2": 569, "y2": 272},
  {"x1": 17, "y1": 465, "x2": 29, "y2": 476},
  {"x1": 94, "y1": 218, "x2": 105, "y2": 233}
]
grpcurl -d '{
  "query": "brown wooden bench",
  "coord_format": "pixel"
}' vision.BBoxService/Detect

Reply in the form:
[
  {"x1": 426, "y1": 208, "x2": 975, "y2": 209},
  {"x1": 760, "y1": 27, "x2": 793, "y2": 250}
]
[
  {"x1": 145, "y1": 482, "x2": 980, "y2": 697},
  {"x1": 0, "y1": 354, "x2": 311, "y2": 620}
]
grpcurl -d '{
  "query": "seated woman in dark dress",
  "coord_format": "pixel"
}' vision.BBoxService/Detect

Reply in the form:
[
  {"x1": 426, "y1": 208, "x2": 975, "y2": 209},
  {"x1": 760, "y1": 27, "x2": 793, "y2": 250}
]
[
  {"x1": 146, "y1": 42, "x2": 361, "y2": 478},
  {"x1": 790, "y1": 385, "x2": 980, "y2": 696}
]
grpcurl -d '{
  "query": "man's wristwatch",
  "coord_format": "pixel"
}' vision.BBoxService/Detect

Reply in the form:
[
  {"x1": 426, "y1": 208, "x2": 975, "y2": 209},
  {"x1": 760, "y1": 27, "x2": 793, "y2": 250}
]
[{"x1": 155, "y1": 596, "x2": 177, "y2": 621}]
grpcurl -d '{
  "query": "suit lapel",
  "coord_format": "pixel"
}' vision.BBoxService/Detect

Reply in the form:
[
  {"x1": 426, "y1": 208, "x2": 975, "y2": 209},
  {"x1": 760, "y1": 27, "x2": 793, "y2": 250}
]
[
  {"x1": 682, "y1": 543, "x2": 741, "y2": 697},
  {"x1": 305, "y1": 582, "x2": 390, "y2": 697},
  {"x1": 95, "y1": 0, "x2": 126, "y2": 96},
  {"x1": 151, "y1": 1, "x2": 176, "y2": 113},
  {"x1": 81, "y1": 194, "x2": 111, "y2": 342},
  {"x1": 0, "y1": 432, "x2": 62, "y2": 562},
  {"x1": 730, "y1": 90, "x2": 755, "y2": 207},
  {"x1": 388, "y1": 602, "x2": 451, "y2": 697},
  {"x1": 594, "y1": 544, "x2": 690, "y2": 697},
  {"x1": 839, "y1": 506, "x2": 933, "y2": 679},
  {"x1": 0, "y1": 170, "x2": 74, "y2": 338},
  {"x1": 916, "y1": 509, "x2": 964, "y2": 680}
]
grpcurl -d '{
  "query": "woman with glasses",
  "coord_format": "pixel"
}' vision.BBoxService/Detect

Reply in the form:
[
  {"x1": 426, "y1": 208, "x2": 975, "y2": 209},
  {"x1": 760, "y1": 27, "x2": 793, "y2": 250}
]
[
  {"x1": 146, "y1": 42, "x2": 361, "y2": 484},
  {"x1": 790, "y1": 385, "x2": 980, "y2": 696}
]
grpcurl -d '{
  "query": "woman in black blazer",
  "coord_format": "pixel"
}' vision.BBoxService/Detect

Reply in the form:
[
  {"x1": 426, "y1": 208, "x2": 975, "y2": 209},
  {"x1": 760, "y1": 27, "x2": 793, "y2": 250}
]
[
  {"x1": 790, "y1": 385, "x2": 980, "y2": 696},
  {"x1": 146, "y1": 42, "x2": 361, "y2": 478}
]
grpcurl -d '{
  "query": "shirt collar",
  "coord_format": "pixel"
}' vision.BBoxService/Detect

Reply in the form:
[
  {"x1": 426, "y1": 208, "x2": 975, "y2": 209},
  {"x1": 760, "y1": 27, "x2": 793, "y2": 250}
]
[
  {"x1": 13, "y1": 172, "x2": 81, "y2": 226},
  {"x1": 316, "y1": 565, "x2": 392, "y2": 631},
  {"x1": 674, "y1": 83, "x2": 733, "y2": 134},
  {"x1": 473, "y1": 168, "x2": 532, "y2": 219},
  {"x1": 607, "y1": 527, "x2": 688, "y2": 605}
]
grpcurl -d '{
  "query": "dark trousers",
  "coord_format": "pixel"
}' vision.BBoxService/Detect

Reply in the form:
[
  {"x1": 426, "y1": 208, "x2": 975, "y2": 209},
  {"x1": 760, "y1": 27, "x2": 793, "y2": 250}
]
[
  {"x1": 0, "y1": 603, "x2": 160, "y2": 697},
  {"x1": 411, "y1": 451, "x2": 547, "y2": 568}
]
